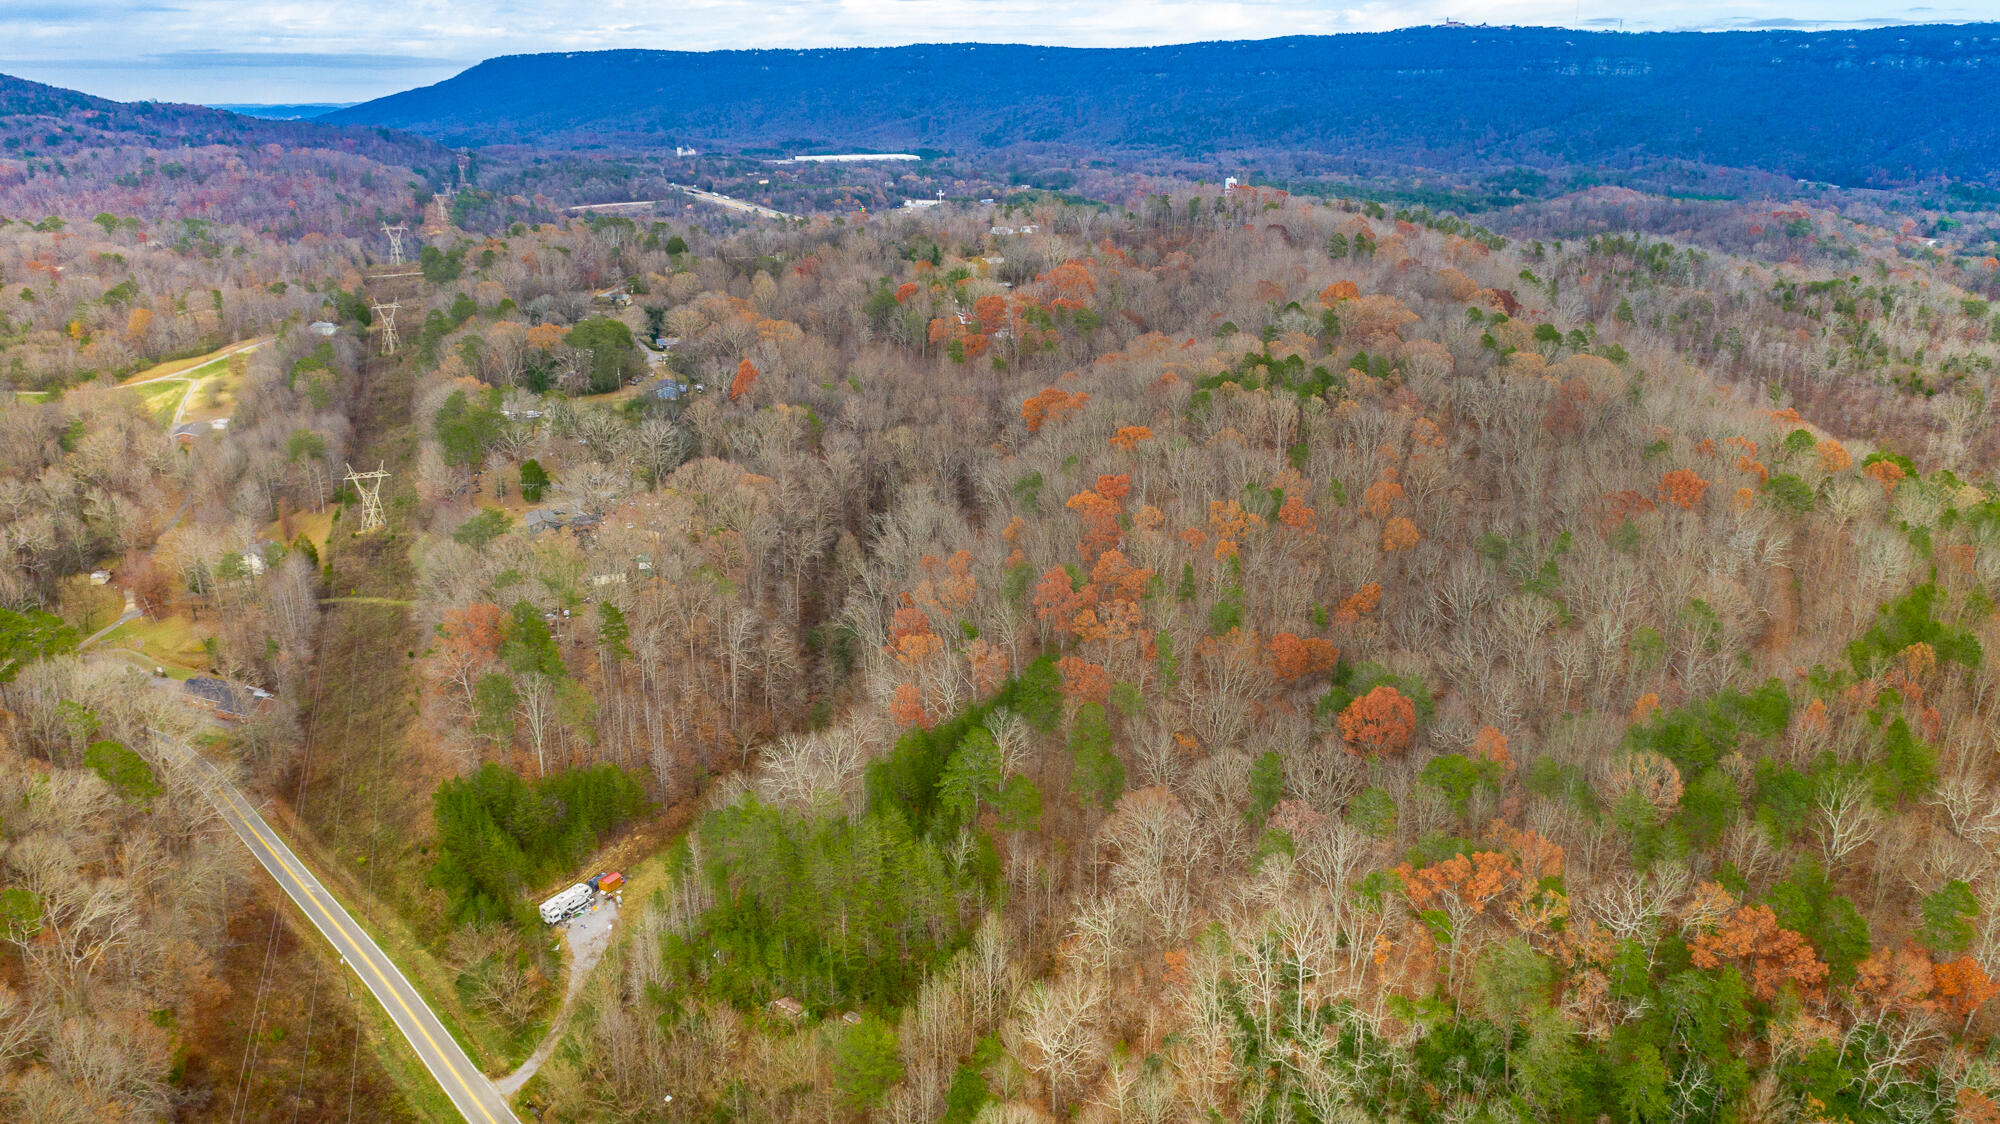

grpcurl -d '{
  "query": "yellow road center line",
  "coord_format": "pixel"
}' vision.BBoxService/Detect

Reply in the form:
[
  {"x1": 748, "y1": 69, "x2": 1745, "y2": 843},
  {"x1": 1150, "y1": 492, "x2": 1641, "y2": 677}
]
[{"x1": 209, "y1": 775, "x2": 506, "y2": 1124}]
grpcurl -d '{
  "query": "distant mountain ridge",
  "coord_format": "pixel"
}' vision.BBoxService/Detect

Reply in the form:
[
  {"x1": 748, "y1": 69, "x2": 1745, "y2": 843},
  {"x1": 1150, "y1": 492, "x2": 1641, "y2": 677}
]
[
  {"x1": 323, "y1": 25, "x2": 2000, "y2": 187},
  {"x1": 210, "y1": 103, "x2": 357, "y2": 121},
  {"x1": 0, "y1": 72, "x2": 447, "y2": 173}
]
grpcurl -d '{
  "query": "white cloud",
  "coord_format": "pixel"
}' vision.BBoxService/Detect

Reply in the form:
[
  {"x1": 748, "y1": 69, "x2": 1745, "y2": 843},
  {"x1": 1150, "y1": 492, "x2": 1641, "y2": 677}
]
[{"x1": 0, "y1": 0, "x2": 1979, "y2": 102}]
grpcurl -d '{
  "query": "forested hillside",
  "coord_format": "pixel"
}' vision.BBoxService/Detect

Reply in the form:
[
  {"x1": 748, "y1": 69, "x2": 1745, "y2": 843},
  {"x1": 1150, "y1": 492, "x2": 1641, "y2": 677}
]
[
  {"x1": 326, "y1": 25, "x2": 2000, "y2": 187},
  {"x1": 11, "y1": 72, "x2": 2000, "y2": 1120},
  {"x1": 97, "y1": 178, "x2": 1980, "y2": 1122},
  {"x1": 0, "y1": 74, "x2": 446, "y2": 176},
  {"x1": 0, "y1": 78, "x2": 480, "y2": 390}
]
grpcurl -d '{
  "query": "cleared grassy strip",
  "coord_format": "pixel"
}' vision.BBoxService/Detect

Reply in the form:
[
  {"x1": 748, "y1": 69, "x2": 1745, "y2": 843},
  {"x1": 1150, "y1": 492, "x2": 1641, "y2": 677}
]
[{"x1": 118, "y1": 335, "x2": 268, "y2": 386}]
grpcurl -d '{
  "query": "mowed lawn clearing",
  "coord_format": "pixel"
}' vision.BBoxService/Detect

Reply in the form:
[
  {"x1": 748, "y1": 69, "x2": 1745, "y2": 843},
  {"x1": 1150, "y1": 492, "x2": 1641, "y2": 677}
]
[
  {"x1": 129, "y1": 379, "x2": 190, "y2": 425},
  {"x1": 118, "y1": 336, "x2": 270, "y2": 429},
  {"x1": 98, "y1": 612, "x2": 214, "y2": 678},
  {"x1": 269, "y1": 507, "x2": 336, "y2": 555}
]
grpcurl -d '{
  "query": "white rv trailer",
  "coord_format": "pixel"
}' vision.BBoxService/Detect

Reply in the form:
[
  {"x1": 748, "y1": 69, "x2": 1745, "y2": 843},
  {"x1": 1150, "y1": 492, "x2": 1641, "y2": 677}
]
[{"x1": 539, "y1": 883, "x2": 593, "y2": 925}]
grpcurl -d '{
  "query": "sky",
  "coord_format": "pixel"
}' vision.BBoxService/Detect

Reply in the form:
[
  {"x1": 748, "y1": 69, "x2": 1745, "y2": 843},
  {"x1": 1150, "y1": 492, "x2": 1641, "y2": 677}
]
[{"x1": 0, "y1": 0, "x2": 1991, "y2": 104}]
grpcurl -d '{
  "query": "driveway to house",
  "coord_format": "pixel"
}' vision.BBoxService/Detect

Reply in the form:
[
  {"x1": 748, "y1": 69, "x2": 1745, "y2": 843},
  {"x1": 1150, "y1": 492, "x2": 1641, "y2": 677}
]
[
  {"x1": 76, "y1": 588, "x2": 139, "y2": 651},
  {"x1": 496, "y1": 893, "x2": 621, "y2": 1095}
]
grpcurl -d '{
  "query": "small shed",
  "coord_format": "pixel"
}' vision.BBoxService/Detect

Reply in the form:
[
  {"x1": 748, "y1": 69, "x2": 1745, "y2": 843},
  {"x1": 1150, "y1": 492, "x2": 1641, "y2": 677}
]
[{"x1": 768, "y1": 997, "x2": 805, "y2": 1020}]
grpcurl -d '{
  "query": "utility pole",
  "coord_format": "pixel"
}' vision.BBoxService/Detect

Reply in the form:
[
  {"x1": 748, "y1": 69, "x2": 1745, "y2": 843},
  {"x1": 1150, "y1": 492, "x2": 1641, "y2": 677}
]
[
  {"x1": 368, "y1": 300, "x2": 400, "y2": 356},
  {"x1": 382, "y1": 223, "x2": 407, "y2": 266},
  {"x1": 342, "y1": 463, "x2": 390, "y2": 534}
]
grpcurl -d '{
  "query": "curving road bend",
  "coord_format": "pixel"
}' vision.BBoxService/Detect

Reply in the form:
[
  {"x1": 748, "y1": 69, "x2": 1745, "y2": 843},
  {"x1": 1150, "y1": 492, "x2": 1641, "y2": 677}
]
[{"x1": 161, "y1": 739, "x2": 520, "y2": 1124}]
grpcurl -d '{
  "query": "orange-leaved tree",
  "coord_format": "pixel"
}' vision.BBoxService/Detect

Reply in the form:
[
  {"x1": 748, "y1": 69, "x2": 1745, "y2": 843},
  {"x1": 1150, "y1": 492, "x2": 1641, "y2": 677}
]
[
  {"x1": 973, "y1": 293, "x2": 1009, "y2": 329},
  {"x1": 1057, "y1": 655, "x2": 1112, "y2": 705},
  {"x1": 1268, "y1": 633, "x2": 1338, "y2": 681},
  {"x1": 1021, "y1": 386, "x2": 1089, "y2": 433},
  {"x1": 1659, "y1": 468, "x2": 1710, "y2": 510},
  {"x1": 1362, "y1": 468, "x2": 1405, "y2": 518},
  {"x1": 1108, "y1": 425, "x2": 1154, "y2": 451},
  {"x1": 1318, "y1": 280, "x2": 1359, "y2": 305},
  {"x1": 890, "y1": 682, "x2": 930, "y2": 728},
  {"x1": 1865, "y1": 458, "x2": 1906, "y2": 495},
  {"x1": 1688, "y1": 904, "x2": 1827, "y2": 1002},
  {"x1": 1933, "y1": 955, "x2": 2000, "y2": 1029},
  {"x1": 886, "y1": 606, "x2": 943, "y2": 667},
  {"x1": 1339, "y1": 686, "x2": 1416, "y2": 756},
  {"x1": 1395, "y1": 849, "x2": 1527, "y2": 987},
  {"x1": 729, "y1": 358, "x2": 759, "y2": 401},
  {"x1": 1335, "y1": 582, "x2": 1382, "y2": 624},
  {"x1": 1853, "y1": 943, "x2": 1938, "y2": 1017},
  {"x1": 1032, "y1": 566, "x2": 1093, "y2": 639},
  {"x1": 1470, "y1": 726, "x2": 1512, "y2": 769},
  {"x1": 1382, "y1": 517, "x2": 1421, "y2": 552},
  {"x1": 1067, "y1": 475, "x2": 1130, "y2": 565},
  {"x1": 1277, "y1": 493, "x2": 1316, "y2": 531}
]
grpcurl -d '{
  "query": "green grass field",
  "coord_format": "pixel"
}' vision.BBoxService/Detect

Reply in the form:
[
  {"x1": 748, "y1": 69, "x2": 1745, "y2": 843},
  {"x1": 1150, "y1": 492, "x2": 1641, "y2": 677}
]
[{"x1": 99, "y1": 613, "x2": 212, "y2": 676}]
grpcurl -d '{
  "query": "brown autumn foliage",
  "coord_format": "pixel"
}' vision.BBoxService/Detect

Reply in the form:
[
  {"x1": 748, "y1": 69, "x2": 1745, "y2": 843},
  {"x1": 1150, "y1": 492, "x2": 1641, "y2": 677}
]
[
  {"x1": 1689, "y1": 904, "x2": 1829, "y2": 1002},
  {"x1": 729, "y1": 357, "x2": 759, "y2": 400},
  {"x1": 1658, "y1": 467, "x2": 1711, "y2": 509},
  {"x1": 1268, "y1": 632, "x2": 1338, "y2": 681},
  {"x1": 18, "y1": 165, "x2": 2000, "y2": 1123},
  {"x1": 1020, "y1": 385, "x2": 1089, "y2": 432},
  {"x1": 1338, "y1": 685, "x2": 1417, "y2": 756}
]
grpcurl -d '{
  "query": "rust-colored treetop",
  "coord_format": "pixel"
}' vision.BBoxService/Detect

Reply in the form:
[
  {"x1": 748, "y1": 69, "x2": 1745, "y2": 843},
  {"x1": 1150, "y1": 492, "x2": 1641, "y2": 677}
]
[{"x1": 1339, "y1": 685, "x2": 1417, "y2": 756}]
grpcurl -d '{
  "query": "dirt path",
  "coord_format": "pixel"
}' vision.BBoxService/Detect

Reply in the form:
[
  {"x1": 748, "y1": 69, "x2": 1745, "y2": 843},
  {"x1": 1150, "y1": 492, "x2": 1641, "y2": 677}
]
[
  {"x1": 495, "y1": 897, "x2": 620, "y2": 1096},
  {"x1": 1760, "y1": 563, "x2": 1799, "y2": 657},
  {"x1": 76, "y1": 589, "x2": 138, "y2": 650}
]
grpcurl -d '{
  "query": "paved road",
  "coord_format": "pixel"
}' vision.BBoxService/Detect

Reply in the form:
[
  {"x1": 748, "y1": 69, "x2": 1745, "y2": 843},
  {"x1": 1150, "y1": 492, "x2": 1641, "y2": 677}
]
[
  {"x1": 666, "y1": 183, "x2": 799, "y2": 220},
  {"x1": 569, "y1": 189, "x2": 797, "y2": 220},
  {"x1": 566, "y1": 200, "x2": 662, "y2": 214},
  {"x1": 160, "y1": 739, "x2": 520, "y2": 1124}
]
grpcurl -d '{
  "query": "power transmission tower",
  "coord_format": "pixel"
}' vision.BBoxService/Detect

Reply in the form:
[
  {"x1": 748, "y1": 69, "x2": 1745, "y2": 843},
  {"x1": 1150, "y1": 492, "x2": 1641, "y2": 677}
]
[
  {"x1": 382, "y1": 223, "x2": 407, "y2": 266},
  {"x1": 369, "y1": 300, "x2": 400, "y2": 355},
  {"x1": 343, "y1": 463, "x2": 390, "y2": 534},
  {"x1": 456, "y1": 151, "x2": 471, "y2": 190}
]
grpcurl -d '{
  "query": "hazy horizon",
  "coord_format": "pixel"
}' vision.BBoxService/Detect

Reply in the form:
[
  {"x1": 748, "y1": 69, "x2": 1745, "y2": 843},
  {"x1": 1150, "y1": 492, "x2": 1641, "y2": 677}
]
[{"x1": 0, "y1": 2, "x2": 1989, "y2": 104}]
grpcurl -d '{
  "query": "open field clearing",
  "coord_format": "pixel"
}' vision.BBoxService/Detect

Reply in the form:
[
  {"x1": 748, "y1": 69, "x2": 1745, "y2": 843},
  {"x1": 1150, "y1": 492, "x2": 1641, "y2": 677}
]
[
  {"x1": 98, "y1": 612, "x2": 213, "y2": 677},
  {"x1": 117, "y1": 336, "x2": 271, "y2": 428}
]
